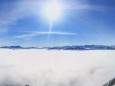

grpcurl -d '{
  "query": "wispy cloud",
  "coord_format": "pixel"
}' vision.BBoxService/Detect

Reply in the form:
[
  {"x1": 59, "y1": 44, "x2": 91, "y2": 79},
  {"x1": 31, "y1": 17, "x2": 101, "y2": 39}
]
[
  {"x1": 0, "y1": 0, "x2": 109, "y2": 43},
  {"x1": 0, "y1": 0, "x2": 106, "y2": 34},
  {"x1": 0, "y1": 0, "x2": 42, "y2": 34},
  {"x1": 15, "y1": 31, "x2": 77, "y2": 39}
]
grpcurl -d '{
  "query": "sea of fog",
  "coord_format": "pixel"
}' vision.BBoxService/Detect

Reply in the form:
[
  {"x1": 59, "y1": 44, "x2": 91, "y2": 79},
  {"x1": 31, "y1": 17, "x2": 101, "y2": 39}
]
[{"x1": 0, "y1": 49, "x2": 115, "y2": 86}]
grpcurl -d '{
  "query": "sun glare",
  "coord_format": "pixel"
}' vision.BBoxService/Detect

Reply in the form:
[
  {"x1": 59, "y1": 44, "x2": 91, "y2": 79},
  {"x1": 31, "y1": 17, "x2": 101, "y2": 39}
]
[{"x1": 42, "y1": 1, "x2": 62, "y2": 22}]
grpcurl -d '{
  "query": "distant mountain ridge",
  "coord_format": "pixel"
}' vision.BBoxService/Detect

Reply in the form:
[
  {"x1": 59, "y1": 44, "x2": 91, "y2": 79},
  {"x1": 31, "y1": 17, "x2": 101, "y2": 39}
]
[
  {"x1": 0, "y1": 46, "x2": 22, "y2": 49},
  {"x1": 0, "y1": 45, "x2": 115, "y2": 50},
  {"x1": 0, "y1": 46, "x2": 38, "y2": 49},
  {"x1": 47, "y1": 45, "x2": 115, "y2": 50}
]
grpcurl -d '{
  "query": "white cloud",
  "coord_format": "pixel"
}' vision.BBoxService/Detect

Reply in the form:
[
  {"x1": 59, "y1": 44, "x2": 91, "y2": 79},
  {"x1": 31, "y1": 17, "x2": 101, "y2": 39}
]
[
  {"x1": 0, "y1": 50, "x2": 115, "y2": 86},
  {"x1": 0, "y1": 0, "x2": 42, "y2": 33},
  {"x1": 0, "y1": 0, "x2": 105, "y2": 35},
  {"x1": 0, "y1": 0, "x2": 103, "y2": 31},
  {"x1": 14, "y1": 31, "x2": 77, "y2": 39}
]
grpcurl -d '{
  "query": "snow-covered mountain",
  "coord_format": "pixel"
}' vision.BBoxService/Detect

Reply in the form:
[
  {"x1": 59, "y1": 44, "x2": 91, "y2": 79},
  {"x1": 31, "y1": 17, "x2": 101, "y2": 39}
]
[
  {"x1": 0, "y1": 45, "x2": 115, "y2": 50},
  {"x1": 47, "y1": 45, "x2": 115, "y2": 50},
  {"x1": 0, "y1": 46, "x2": 22, "y2": 49}
]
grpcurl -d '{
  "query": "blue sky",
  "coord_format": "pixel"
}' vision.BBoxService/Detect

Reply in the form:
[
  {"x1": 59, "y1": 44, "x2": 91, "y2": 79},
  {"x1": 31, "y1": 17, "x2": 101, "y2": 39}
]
[{"x1": 0, "y1": 0, "x2": 115, "y2": 47}]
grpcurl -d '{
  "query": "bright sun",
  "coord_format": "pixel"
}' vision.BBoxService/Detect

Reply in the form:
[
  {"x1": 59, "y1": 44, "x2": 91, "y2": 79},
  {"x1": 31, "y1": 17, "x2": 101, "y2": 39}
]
[{"x1": 42, "y1": 1, "x2": 62, "y2": 22}]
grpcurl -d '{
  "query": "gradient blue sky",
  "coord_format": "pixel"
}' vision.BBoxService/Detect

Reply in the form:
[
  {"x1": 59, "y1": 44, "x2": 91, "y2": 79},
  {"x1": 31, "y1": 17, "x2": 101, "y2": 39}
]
[{"x1": 0, "y1": 0, "x2": 115, "y2": 47}]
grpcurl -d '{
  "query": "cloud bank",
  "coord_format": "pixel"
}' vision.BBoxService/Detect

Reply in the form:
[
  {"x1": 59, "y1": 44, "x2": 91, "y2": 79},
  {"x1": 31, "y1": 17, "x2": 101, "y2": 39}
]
[{"x1": 0, "y1": 50, "x2": 115, "y2": 86}]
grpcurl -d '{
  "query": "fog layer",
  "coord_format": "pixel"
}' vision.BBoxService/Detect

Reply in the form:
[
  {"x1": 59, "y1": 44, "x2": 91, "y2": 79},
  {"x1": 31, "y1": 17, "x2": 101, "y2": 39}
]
[{"x1": 0, "y1": 49, "x2": 115, "y2": 86}]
